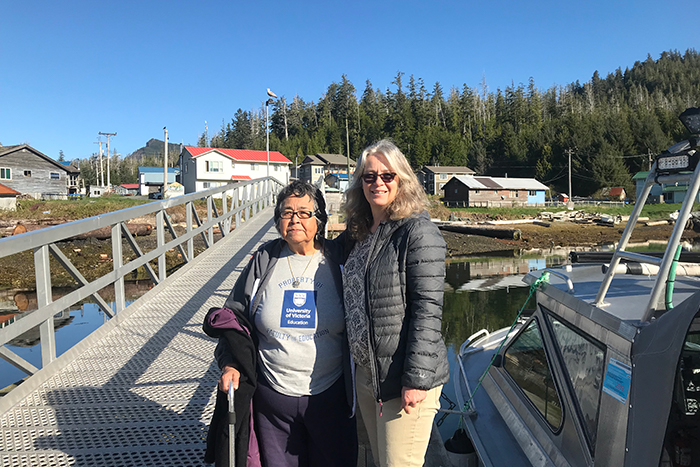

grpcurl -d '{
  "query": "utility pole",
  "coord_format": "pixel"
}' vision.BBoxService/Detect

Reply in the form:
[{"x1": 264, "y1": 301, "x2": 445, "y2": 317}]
[
  {"x1": 99, "y1": 132, "x2": 116, "y2": 189},
  {"x1": 163, "y1": 127, "x2": 168, "y2": 197},
  {"x1": 566, "y1": 147, "x2": 574, "y2": 208},
  {"x1": 94, "y1": 140, "x2": 104, "y2": 187},
  {"x1": 346, "y1": 118, "x2": 351, "y2": 184}
]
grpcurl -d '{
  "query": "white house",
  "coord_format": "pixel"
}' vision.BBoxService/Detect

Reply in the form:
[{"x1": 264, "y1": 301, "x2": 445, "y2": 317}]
[{"x1": 179, "y1": 147, "x2": 292, "y2": 194}]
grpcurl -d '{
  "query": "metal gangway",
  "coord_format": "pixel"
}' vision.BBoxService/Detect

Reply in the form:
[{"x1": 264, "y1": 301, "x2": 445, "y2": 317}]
[{"x1": 0, "y1": 178, "x2": 283, "y2": 466}]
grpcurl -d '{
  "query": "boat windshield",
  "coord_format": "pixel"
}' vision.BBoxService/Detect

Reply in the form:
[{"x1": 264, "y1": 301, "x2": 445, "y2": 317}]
[
  {"x1": 504, "y1": 319, "x2": 563, "y2": 430},
  {"x1": 548, "y1": 313, "x2": 605, "y2": 448}
]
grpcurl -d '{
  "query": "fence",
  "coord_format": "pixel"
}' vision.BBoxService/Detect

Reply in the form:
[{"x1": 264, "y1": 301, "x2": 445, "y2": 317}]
[
  {"x1": 444, "y1": 200, "x2": 627, "y2": 208},
  {"x1": 0, "y1": 177, "x2": 283, "y2": 378}
]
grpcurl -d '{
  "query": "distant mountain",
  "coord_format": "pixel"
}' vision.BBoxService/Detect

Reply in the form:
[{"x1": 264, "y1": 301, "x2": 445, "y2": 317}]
[{"x1": 128, "y1": 139, "x2": 182, "y2": 163}]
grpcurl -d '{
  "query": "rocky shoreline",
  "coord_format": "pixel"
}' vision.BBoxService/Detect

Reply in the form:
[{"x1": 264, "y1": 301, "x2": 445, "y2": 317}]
[{"x1": 441, "y1": 220, "x2": 700, "y2": 256}]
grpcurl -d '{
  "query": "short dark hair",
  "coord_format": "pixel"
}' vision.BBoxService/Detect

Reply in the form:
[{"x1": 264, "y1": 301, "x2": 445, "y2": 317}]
[{"x1": 274, "y1": 180, "x2": 328, "y2": 241}]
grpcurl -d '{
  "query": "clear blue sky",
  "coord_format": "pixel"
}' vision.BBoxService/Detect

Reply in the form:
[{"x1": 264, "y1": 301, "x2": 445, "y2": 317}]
[{"x1": 1, "y1": 0, "x2": 697, "y2": 161}]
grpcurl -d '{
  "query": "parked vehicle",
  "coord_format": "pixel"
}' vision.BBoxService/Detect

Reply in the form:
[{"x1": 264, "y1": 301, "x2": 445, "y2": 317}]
[{"x1": 454, "y1": 108, "x2": 700, "y2": 467}]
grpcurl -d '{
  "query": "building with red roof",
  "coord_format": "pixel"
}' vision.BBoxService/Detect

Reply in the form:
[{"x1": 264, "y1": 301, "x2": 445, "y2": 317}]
[
  {"x1": 115, "y1": 183, "x2": 140, "y2": 196},
  {"x1": 179, "y1": 146, "x2": 291, "y2": 194},
  {"x1": 0, "y1": 182, "x2": 20, "y2": 211}
]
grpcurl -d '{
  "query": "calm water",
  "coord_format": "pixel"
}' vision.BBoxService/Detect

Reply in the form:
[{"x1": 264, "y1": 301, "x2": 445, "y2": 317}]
[
  {"x1": 0, "y1": 252, "x2": 569, "y2": 442},
  {"x1": 0, "y1": 283, "x2": 152, "y2": 391}
]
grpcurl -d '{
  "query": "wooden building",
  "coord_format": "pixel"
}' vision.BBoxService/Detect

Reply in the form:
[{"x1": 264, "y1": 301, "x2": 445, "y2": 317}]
[
  {"x1": 419, "y1": 166, "x2": 476, "y2": 195},
  {"x1": 442, "y1": 175, "x2": 548, "y2": 207},
  {"x1": 297, "y1": 153, "x2": 355, "y2": 185},
  {"x1": 0, "y1": 145, "x2": 80, "y2": 199}
]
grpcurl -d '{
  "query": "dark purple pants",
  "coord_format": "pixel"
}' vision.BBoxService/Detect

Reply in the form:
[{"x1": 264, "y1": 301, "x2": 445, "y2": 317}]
[{"x1": 253, "y1": 376, "x2": 357, "y2": 467}]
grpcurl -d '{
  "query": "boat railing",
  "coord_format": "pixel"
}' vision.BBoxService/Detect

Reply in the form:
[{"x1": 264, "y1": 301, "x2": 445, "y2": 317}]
[
  {"x1": 594, "y1": 137, "x2": 700, "y2": 321},
  {"x1": 542, "y1": 268, "x2": 575, "y2": 294}
]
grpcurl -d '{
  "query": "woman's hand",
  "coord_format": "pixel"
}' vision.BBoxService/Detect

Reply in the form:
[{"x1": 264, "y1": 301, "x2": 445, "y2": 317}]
[
  {"x1": 401, "y1": 387, "x2": 427, "y2": 414},
  {"x1": 218, "y1": 365, "x2": 240, "y2": 392}
]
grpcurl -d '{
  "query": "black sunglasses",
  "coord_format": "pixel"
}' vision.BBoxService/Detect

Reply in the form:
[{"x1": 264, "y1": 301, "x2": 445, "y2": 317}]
[
  {"x1": 361, "y1": 172, "x2": 396, "y2": 184},
  {"x1": 280, "y1": 210, "x2": 314, "y2": 219}
]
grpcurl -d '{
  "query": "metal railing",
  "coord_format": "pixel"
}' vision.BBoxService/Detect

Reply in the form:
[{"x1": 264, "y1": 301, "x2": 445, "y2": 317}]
[{"x1": 0, "y1": 177, "x2": 284, "y2": 377}]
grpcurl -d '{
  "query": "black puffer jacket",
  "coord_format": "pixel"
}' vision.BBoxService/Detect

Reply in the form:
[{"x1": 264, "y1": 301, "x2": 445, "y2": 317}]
[{"x1": 341, "y1": 211, "x2": 450, "y2": 402}]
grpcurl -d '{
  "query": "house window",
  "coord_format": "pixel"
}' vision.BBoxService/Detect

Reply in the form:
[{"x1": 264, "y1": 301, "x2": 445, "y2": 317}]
[
  {"x1": 504, "y1": 319, "x2": 563, "y2": 429},
  {"x1": 440, "y1": 173, "x2": 448, "y2": 180},
  {"x1": 315, "y1": 167, "x2": 323, "y2": 174},
  {"x1": 474, "y1": 190, "x2": 480, "y2": 194},
  {"x1": 51, "y1": 172, "x2": 60, "y2": 180},
  {"x1": 231, "y1": 161, "x2": 236, "y2": 168},
  {"x1": 24, "y1": 170, "x2": 32, "y2": 177},
  {"x1": 274, "y1": 164, "x2": 279, "y2": 171},
  {"x1": 529, "y1": 191, "x2": 536, "y2": 196},
  {"x1": 0, "y1": 168, "x2": 10, "y2": 180},
  {"x1": 203, "y1": 182, "x2": 211, "y2": 188},
  {"x1": 251, "y1": 163, "x2": 259, "y2": 171},
  {"x1": 206, "y1": 161, "x2": 223, "y2": 172}
]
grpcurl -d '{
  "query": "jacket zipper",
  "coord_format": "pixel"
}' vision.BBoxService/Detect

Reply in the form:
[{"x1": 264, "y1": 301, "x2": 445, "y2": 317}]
[{"x1": 364, "y1": 224, "x2": 384, "y2": 412}]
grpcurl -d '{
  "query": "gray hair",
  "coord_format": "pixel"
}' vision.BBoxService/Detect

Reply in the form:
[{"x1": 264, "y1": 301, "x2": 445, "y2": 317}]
[
  {"x1": 274, "y1": 180, "x2": 328, "y2": 242},
  {"x1": 342, "y1": 139, "x2": 427, "y2": 241}
]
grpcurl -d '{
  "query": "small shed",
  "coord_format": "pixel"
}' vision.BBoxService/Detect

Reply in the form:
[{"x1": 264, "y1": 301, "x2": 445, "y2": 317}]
[
  {"x1": 601, "y1": 187, "x2": 626, "y2": 201},
  {"x1": 115, "y1": 184, "x2": 139, "y2": 196},
  {"x1": 0, "y1": 182, "x2": 20, "y2": 211}
]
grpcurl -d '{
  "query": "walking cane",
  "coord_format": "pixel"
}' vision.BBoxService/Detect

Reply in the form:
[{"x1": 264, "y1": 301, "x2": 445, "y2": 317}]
[{"x1": 228, "y1": 384, "x2": 236, "y2": 466}]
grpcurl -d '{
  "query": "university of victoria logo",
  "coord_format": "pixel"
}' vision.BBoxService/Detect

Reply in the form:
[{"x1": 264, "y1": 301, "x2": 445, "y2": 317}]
[{"x1": 293, "y1": 292, "x2": 307, "y2": 307}]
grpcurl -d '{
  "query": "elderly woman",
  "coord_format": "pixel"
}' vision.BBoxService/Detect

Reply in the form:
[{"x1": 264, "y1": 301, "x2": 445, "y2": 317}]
[
  {"x1": 204, "y1": 180, "x2": 357, "y2": 467},
  {"x1": 340, "y1": 140, "x2": 449, "y2": 467}
]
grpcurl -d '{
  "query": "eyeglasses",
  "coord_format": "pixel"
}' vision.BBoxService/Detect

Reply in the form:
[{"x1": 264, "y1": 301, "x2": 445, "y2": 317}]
[
  {"x1": 361, "y1": 172, "x2": 396, "y2": 184},
  {"x1": 280, "y1": 210, "x2": 315, "y2": 220}
]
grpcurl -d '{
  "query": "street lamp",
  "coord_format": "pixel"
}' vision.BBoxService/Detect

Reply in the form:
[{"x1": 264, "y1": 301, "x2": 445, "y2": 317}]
[{"x1": 265, "y1": 88, "x2": 278, "y2": 178}]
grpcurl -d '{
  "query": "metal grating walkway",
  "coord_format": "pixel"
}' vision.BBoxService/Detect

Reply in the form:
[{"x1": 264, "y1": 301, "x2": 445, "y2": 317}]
[{"x1": 0, "y1": 210, "x2": 279, "y2": 467}]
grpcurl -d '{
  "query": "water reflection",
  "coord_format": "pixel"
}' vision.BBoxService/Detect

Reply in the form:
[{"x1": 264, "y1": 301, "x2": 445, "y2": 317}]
[{"x1": 0, "y1": 282, "x2": 153, "y2": 392}]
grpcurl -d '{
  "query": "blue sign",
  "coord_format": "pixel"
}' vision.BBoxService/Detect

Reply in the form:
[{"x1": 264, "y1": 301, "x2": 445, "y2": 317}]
[
  {"x1": 602, "y1": 358, "x2": 632, "y2": 404},
  {"x1": 280, "y1": 290, "x2": 316, "y2": 328}
]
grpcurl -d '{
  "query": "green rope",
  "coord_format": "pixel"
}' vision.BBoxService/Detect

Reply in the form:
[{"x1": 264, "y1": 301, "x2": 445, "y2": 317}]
[
  {"x1": 460, "y1": 271, "x2": 550, "y2": 418},
  {"x1": 665, "y1": 245, "x2": 682, "y2": 310}
]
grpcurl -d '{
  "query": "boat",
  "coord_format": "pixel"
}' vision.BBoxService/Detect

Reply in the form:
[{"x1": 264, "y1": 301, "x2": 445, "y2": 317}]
[{"x1": 453, "y1": 108, "x2": 700, "y2": 467}]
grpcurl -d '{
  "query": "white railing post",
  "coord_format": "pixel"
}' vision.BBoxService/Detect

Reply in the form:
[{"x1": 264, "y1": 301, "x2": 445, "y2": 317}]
[
  {"x1": 34, "y1": 245, "x2": 56, "y2": 367},
  {"x1": 207, "y1": 196, "x2": 214, "y2": 245},
  {"x1": 112, "y1": 223, "x2": 125, "y2": 314},
  {"x1": 186, "y1": 201, "x2": 194, "y2": 261},
  {"x1": 156, "y1": 210, "x2": 166, "y2": 283}
]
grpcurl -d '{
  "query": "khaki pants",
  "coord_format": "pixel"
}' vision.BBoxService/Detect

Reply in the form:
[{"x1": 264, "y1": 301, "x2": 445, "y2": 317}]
[{"x1": 355, "y1": 366, "x2": 442, "y2": 467}]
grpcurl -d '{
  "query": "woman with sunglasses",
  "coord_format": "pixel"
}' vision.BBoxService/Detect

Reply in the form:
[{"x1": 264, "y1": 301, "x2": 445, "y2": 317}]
[
  {"x1": 340, "y1": 139, "x2": 449, "y2": 467},
  {"x1": 203, "y1": 180, "x2": 357, "y2": 467}
]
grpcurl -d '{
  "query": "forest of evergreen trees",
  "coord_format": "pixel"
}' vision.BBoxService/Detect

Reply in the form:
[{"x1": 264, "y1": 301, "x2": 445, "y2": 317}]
[
  {"x1": 202, "y1": 48, "x2": 700, "y2": 199},
  {"x1": 77, "y1": 49, "x2": 700, "y2": 198}
]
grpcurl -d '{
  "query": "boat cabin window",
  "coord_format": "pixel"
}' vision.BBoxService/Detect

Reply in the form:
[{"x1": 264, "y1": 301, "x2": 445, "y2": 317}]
[
  {"x1": 504, "y1": 319, "x2": 563, "y2": 429},
  {"x1": 548, "y1": 314, "x2": 605, "y2": 448}
]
